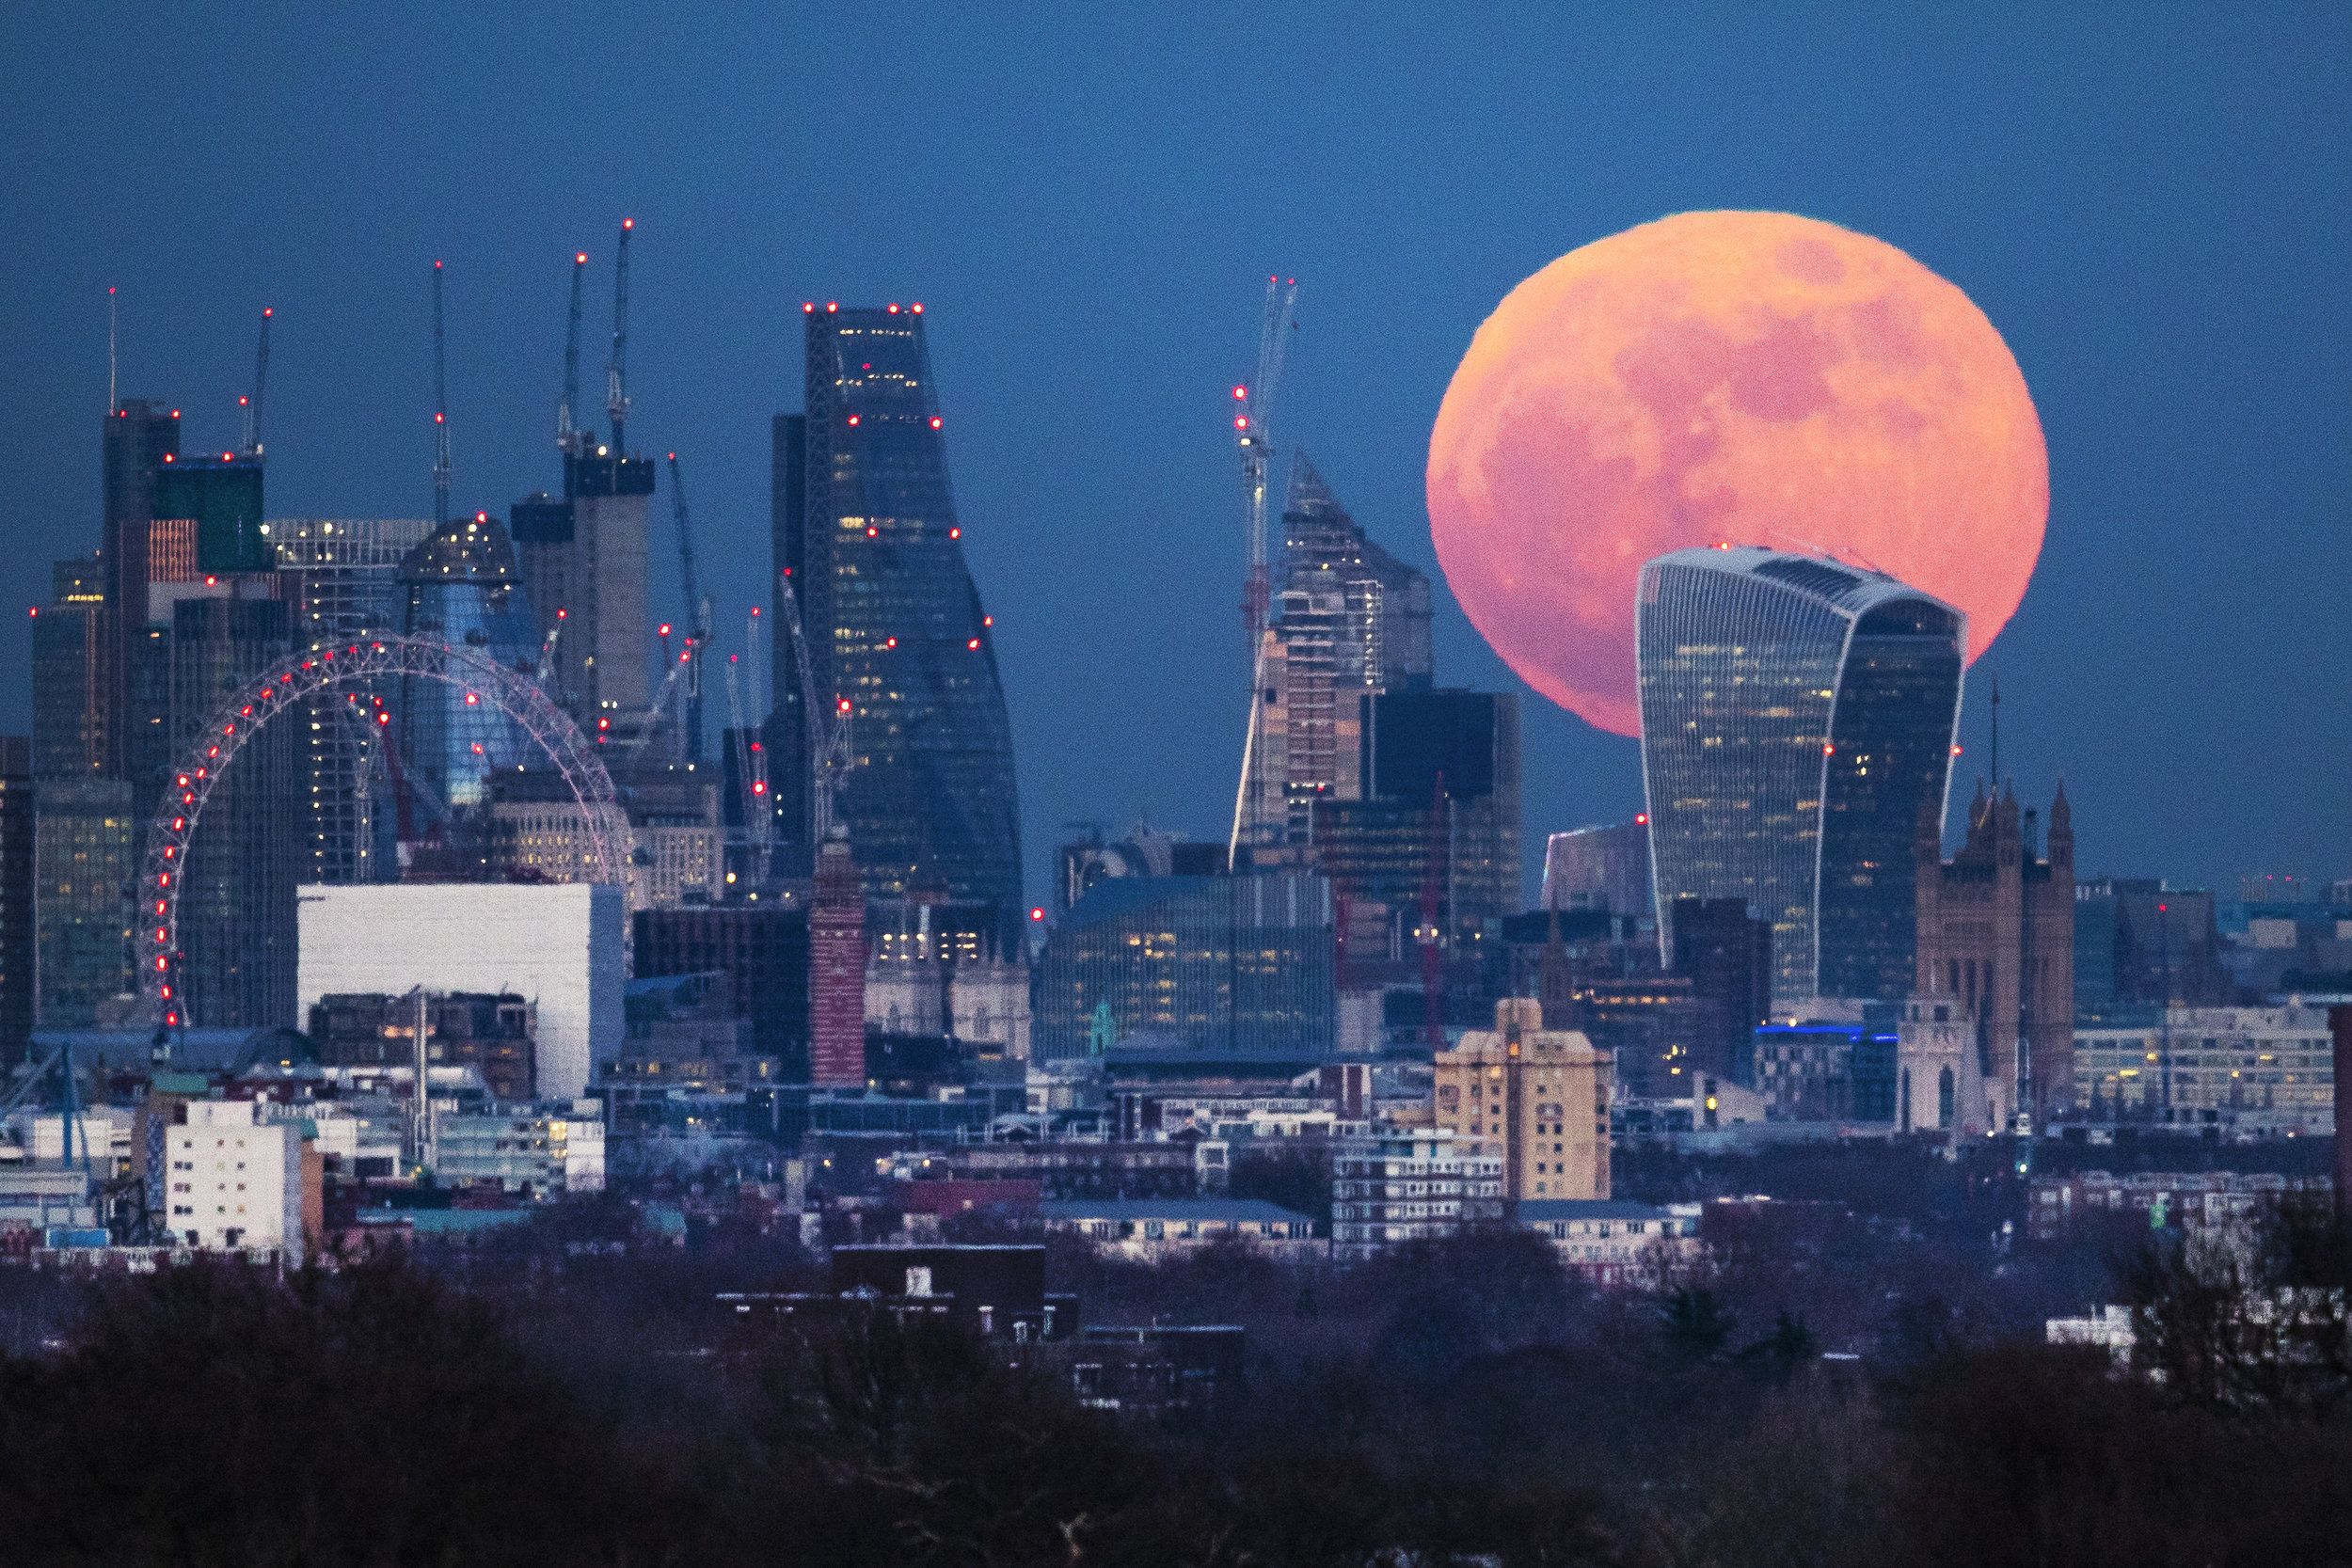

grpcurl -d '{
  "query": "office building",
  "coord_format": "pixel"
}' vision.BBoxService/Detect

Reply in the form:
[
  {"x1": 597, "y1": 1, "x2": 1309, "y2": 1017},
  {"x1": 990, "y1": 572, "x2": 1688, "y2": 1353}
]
[
  {"x1": 1329, "y1": 1129, "x2": 1504, "y2": 1260},
  {"x1": 633, "y1": 902, "x2": 812, "y2": 1072},
  {"x1": 308, "y1": 990, "x2": 538, "y2": 1105},
  {"x1": 1637, "y1": 546, "x2": 1964, "y2": 1004},
  {"x1": 1056, "y1": 819, "x2": 1227, "y2": 912},
  {"x1": 1312, "y1": 689, "x2": 1521, "y2": 952},
  {"x1": 2073, "y1": 1005, "x2": 2334, "y2": 1135},
  {"x1": 1915, "y1": 782, "x2": 2075, "y2": 1124},
  {"x1": 296, "y1": 883, "x2": 625, "y2": 1100},
  {"x1": 2074, "y1": 877, "x2": 2232, "y2": 1012},
  {"x1": 810, "y1": 830, "x2": 866, "y2": 1085},
  {"x1": 32, "y1": 779, "x2": 135, "y2": 1028},
  {"x1": 398, "y1": 512, "x2": 540, "y2": 866},
  {"x1": 32, "y1": 557, "x2": 108, "y2": 781},
  {"x1": 272, "y1": 518, "x2": 433, "y2": 884},
  {"x1": 513, "y1": 432, "x2": 654, "y2": 744},
  {"x1": 774, "y1": 305, "x2": 1022, "y2": 930},
  {"x1": 0, "y1": 739, "x2": 30, "y2": 1069},
  {"x1": 1236, "y1": 455, "x2": 1434, "y2": 849},
  {"x1": 1751, "y1": 1019, "x2": 1899, "y2": 1122},
  {"x1": 1434, "y1": 997, "x2": 1611, "y2": 1204},
  {"x1": 1035, "y1": 872, "x2": 1334, "y2": 1061},
  {"x1": 1543, "y1": 821, "x2": 1652, "y2": 916},
  {"x1": 1667, "y1": 895, "x2": 1772, "y2": 1085},
  {"x1": 170, "y1": 593, "x2": 299, "y2": 1029},
  {"x1": 433, "y1": 1101, "x2": 606, "y2": 1195},
  {"x1": 101, "y1": 400, "x2": 180, "y2": 780},
  {"x1": 1558, "y1": 974, "x2": 1718, "y2": 1100}
]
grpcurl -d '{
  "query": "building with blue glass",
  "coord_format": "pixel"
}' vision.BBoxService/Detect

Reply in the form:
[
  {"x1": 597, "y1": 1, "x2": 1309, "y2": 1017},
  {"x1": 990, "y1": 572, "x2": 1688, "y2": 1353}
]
[
  {"x1": 1637, "y1": 546, "x2": 1963, "y2": 1005},
  {"x1": 774, "y1": 304, "x2": 1020, "y2": 936},
  {"x1": 400, "y1": 513, "x2": 538, "y2": 845}
]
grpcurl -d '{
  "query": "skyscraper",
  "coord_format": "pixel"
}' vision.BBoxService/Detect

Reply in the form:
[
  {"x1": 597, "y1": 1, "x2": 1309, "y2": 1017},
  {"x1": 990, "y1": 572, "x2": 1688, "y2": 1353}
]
[
  {"x1": 100, "y1": 400, "x2": 179, "y2": 780},
  {"x1": 1637, "y1": 546, "x2": 1963, "y2": 1005},
  {"x1": 1237, "y1": 455, "x2": 1433, "y2": 849},
  {"x1": 273, "y1": 518, "x2": 434, "y2": 884},
  {"x1": 0, "y1": 737, "x2": 32, "y2": 1069},
  {"x1": 779, "y1": 304, "x2": 1021, "y2": 932},
  {"x1": 511, "y1": 448, "x2": 653, "y2": 746},
  {"x1": 32, "y1": 557, "x2": 108, "y2": 782},
  {"x1": 169, "y1": 593, "x2": 299, "y2": 1028},
  {"x1": 400, "y1": 512, "x2": 539, "y2": 849}
]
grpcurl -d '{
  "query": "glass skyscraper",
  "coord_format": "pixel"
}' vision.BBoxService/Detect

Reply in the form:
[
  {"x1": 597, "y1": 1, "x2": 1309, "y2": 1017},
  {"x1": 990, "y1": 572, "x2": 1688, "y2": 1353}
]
[
  {"x1": 776, "y1": 304, "x2": 1020, "y2": 934},
  {"x1": 400, "y1": 513, "x2": 539, "y2": 842},
  {"x1": 1637, "y1": 546, "x2": 1963, "y2": 1004}
]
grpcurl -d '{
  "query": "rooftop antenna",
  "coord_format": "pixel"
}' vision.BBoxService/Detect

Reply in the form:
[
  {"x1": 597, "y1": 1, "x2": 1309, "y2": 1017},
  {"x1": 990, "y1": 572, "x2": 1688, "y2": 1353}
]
[
  {"x1": 606, "y1": 219, "x2": 633, "y2": 456},
  {"x1": 432, "y1": 261, "x2": 451, "y2": 528},
  {"x1": 107, "y1": 287, "x2": 117, "y2": 413}
]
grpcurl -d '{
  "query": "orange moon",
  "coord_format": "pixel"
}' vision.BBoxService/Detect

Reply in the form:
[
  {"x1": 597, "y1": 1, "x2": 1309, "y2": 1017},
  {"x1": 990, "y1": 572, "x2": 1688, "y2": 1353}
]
[{"x1": 1426, "y1": 211, "x2": 2046, "y2": 737}]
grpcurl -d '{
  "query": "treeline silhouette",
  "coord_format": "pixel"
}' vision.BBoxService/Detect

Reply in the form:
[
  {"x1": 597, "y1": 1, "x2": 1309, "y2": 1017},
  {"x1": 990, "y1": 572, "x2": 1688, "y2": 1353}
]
[{"x1": 1, "y1": 1208, "x2": 2349, "y2": 1564}]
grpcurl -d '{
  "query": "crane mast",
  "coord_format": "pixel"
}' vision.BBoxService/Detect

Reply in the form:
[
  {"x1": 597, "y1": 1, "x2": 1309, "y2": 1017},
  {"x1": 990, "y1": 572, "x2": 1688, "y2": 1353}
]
[
  {"x1": 239, "y1": 307, "x2": 272, "y2": 458},
  {"x1": 431, "y1": 261, "x2": 451, "y2": 528},
  {"x1": 1225, "y1": 276, "x2": 1298, "y2": 868},
  {"x1": 776, "y1": 570, "x2": 850, "y2": 848},
  {"x1": 606, "y1": 219, "x2": 633, "y2": 455},
  {"x1": 665, "y1": 451, "x2": 710, "y2": 763},
  {"x1": 558, "y1": 250, "x2": 586, "y2": 454}
]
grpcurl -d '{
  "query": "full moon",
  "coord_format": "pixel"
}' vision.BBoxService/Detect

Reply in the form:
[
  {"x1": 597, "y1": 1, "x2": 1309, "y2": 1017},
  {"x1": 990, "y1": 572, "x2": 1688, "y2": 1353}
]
[{"x1": 1426, "y1": 211, "x2": 2046, "y2": 738}]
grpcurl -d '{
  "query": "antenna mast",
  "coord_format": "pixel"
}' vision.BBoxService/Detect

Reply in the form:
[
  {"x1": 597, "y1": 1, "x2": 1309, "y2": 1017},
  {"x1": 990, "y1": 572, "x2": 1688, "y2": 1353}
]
[
  {"x1": 607, "y1": 219, "x2": 633, "y2": 455},
  {"x1": 432, "y1": 261, "x2": 451, "y2": 528},
  {"x1": 558, "y1": 250, "x2": 587, "y2": 454},
  {"x1": 107, "y1": 287, "x2": 117, "y2": 414},
  {"x1": 239, "y1": 307, "x2": 272, "y2": 458}
]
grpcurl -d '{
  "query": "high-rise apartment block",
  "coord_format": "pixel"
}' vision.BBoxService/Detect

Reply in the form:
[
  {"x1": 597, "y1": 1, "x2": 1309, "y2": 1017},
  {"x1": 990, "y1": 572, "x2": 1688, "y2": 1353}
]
[
  {"x1": 1915, "y1": 782, "x2": 2075, "y2": 1124},
  {"x1": 776, "y1": 305, "x2": 1021, "y2": 934},
  {"x1": 1434, "y1": 998, "x2": 1611, "y2": 1204},
  {"x1": 1638, "y1": 546, "x2": 1963, "y2": 1005}
]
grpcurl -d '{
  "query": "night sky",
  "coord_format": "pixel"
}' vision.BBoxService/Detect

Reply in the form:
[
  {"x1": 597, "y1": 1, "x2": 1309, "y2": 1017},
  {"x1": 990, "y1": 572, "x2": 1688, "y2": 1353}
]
[{"x1": 4, "y1": 4, "x2": 2344, "y2": 904}]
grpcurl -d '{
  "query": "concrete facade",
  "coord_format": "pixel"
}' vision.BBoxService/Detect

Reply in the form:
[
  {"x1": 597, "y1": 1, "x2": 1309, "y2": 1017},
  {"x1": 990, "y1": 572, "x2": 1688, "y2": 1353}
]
[
  {"x1": 295, "y1": 883, "x2": 623, "y2": 1100},
  {"x1": 167, "y1": 1100, "x2": 302, "y2": 1259},
  {"x1": 1434, "y1": 998, "x2": 1610, "y2": 1202}
]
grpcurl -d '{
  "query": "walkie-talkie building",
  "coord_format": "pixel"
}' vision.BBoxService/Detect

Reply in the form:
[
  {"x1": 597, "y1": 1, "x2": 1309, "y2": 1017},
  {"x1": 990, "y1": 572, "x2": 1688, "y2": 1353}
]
[
  {"x1": 1637, "y1": 546, "x2": 1963, "y2": 1005},
  {"x1": 775, "y1": 303, "x2": 1020, "y2": 936}
]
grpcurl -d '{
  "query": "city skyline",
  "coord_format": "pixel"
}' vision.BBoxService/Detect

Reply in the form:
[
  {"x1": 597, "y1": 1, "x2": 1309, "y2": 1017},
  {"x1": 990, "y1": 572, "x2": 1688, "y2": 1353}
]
[{"x1": 3, "y1": 7, "x2": 2345, "y2": 906}]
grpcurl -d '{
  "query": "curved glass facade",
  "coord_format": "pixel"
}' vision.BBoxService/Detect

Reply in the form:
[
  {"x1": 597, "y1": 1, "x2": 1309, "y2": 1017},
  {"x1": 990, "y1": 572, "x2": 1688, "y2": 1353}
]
[
  {"x1": 400, "y1": 515, "x2": 539, "y2": 829},
  {"x1": 783, "y1": 307, "x2": 1021, "y2": 938},
  {"x1": 1637, "y1": 547, "x2": 1962, "y2": 1003}
]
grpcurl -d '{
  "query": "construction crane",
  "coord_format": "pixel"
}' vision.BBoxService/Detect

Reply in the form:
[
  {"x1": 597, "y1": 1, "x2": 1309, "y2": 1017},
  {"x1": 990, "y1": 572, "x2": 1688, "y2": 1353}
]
[
  {"x1": 1225, "y1": 277, "x2": 1299, "y2": 869},
  {"x1": 557, "y1": 250, "x2": 587, "y2": 455},
  {"x1": 606, "y1": 219, "x2": 633, "y2": 456},
  {"x1": 720, "y1": 655, "x2": 772, "y2": 883},
  {"x1": 238, "y1": 307, "x2": 272, "y2": 458},
  {"x1": 776, "y1": 569, "x2": 851, "y2": 847},
  {"x1": 536, "y1": 610, "x2": 565, "y2": 686},
  {"x1": 431, "y1": 261, "x2": 451, "y2": 528},
  {"x1": 665, "y1": 451, "x2": 711, "y2": 763}
]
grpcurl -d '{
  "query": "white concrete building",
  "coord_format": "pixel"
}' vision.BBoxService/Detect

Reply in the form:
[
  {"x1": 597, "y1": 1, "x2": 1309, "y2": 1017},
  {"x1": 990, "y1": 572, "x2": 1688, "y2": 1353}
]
[
  {"x1": 1520, "y1": 1199, "x2": 1704, "y2": 1287},
  {"x1": 2073, "y1": 1005, "x2": 2335, "y2": 1134},
  {"x1": 167, "y1": 1101, "x2": 303, "y2": 1260},
  {"x1": 1040, "y1": 1198, "x2": 1320, "y2": 1259},
  {"x1": 297, "y1": 883, "x2": 624, "y2": 1100}
]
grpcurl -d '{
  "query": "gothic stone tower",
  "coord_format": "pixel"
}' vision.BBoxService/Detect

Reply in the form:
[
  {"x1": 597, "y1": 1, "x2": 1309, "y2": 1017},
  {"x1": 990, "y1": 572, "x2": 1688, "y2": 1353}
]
[{"x1": 1914, "y1": 781, "x2": 2074, "y2": 1125}]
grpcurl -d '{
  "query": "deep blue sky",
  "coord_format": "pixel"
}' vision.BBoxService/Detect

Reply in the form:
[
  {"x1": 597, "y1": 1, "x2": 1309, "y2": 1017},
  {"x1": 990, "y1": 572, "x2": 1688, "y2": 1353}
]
[{"x1": 4, "y1": 4, "x2": 2345, "y2": 903}]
